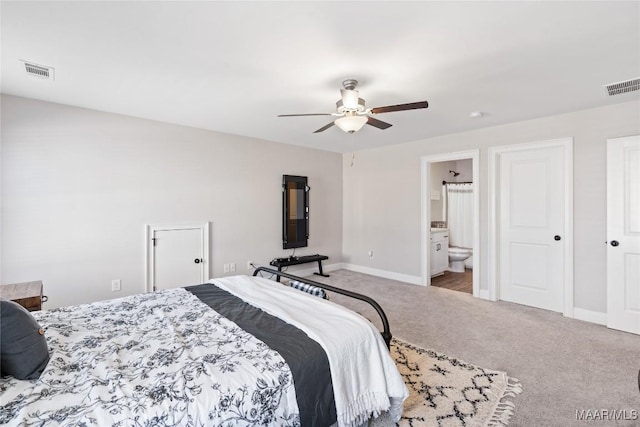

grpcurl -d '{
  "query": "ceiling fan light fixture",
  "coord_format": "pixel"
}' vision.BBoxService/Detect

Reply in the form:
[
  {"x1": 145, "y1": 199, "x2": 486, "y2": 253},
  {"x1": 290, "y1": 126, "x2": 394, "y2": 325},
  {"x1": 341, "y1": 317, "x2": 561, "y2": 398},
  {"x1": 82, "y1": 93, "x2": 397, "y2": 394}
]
[
  {"x1": 341, "y1": 89, "x2": 360, "y2": 110},
  {"x1": 336, "y1": 98, "x2": 366, "y2": 114},
  {"x1": 278, "y1": 78, "x2": 429, "y2": 134},
  {"x1": 335, "y1": 114, "x2": 368, "y2": 133}
]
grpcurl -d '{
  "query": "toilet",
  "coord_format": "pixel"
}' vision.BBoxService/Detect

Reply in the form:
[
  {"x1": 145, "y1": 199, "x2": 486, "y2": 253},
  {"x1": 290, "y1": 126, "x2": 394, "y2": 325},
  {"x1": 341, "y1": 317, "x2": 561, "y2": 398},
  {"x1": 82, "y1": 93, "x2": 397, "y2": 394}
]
[{"x1": 448, "y1": 247, "x2": 472, "y2": 273}]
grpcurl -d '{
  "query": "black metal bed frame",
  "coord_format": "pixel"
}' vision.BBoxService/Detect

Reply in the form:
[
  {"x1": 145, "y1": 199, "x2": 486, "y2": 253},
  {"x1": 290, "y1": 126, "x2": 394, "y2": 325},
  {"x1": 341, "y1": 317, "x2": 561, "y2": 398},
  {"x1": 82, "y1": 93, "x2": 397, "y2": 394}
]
[{"x1": 252, "y1": 266, "x2": 392, "y2": 348}]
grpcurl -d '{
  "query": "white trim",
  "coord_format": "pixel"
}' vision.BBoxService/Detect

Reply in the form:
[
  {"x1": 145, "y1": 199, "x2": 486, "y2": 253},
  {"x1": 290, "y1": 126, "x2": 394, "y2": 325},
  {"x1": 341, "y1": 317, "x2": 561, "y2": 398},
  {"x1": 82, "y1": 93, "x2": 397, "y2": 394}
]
[
  {"x1": 479, "y1": 289, "x2": 490, "y2": 300},
  {"x1": 487, "y1": 137, "x2": 574, "y2": 316},
  {"x1": 420, "y1": 159, "x2": 429, "y2": 286},
  {"x1": 564, "y1": 141, "x2": 574, "y2": 318},
  {"x1": 420, "y1": 150, "x2": 481, "y2": 298},
  {"x1": 573, "y1": 308, "x2": 607, "y2": 326},
  {"x1": 342, "y1": 263, "x2": 422, "y2": 285},
  {"x1": 487, "y1": 146, "x2": 498, "y2": 301},
  {"x1": 145, "y1": 222, "x2": 210, "y2": 292}
]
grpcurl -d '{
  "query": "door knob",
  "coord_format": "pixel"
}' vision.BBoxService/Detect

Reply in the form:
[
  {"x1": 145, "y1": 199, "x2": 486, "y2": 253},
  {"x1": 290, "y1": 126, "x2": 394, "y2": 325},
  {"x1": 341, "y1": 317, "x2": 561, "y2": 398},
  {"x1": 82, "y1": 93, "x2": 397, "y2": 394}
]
[
  {"x1": 611, "y1": 240, "x2": 619, "y2": 247},
  {"x1": 194, "y1": 258, "x2": 202, "y2": 264},
  {"x1": 554, "y1": 235, "x2": 561, "y2": 241}
]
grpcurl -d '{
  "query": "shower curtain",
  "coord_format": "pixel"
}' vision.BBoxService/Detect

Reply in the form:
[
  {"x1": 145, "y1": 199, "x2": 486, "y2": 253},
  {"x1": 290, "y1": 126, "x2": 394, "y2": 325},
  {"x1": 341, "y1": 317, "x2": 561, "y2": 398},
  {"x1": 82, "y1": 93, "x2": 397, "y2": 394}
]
[{"x1": 443, "y1": 183, "x2": 474, "y2": 248}]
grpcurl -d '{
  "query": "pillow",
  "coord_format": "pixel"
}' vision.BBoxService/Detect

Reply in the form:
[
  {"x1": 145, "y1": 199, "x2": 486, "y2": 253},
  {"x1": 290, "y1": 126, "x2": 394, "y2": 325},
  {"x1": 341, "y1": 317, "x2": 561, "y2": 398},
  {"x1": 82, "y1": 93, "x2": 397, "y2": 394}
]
[
  {"x1": 0, "y1": 299, "x2": 50, "y2": 380},
  {"x1": 288, "y1": 280, "x2": 328, "y2": 300}
]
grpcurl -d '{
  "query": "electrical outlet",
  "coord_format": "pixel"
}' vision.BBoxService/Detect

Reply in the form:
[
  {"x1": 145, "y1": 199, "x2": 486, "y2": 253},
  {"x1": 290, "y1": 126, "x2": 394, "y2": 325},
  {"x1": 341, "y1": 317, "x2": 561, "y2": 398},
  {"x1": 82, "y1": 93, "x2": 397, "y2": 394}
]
[
  {"x1": 111, "y1": 279, "x2": 121, "y2": 292},
  {"x1": 223, "y1": 263, "x2": 230, "y2": 273},
  {"x1": 368, "y1": 250, "x2": 374, "y2": 259},
  {"x1": 230, "y1": 263, "x2": 236, "y2": 273},
  {"x1": 247, "y1": 261, "x2": 253, "y2": 270}
]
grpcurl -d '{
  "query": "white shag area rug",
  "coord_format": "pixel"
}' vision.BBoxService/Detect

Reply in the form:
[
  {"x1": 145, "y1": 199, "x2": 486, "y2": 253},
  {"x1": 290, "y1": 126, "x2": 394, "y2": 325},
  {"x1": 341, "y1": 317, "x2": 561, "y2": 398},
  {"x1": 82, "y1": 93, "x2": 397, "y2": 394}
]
[{"x1": 378, "y1": 338, "x2": 523, "y2": 427}]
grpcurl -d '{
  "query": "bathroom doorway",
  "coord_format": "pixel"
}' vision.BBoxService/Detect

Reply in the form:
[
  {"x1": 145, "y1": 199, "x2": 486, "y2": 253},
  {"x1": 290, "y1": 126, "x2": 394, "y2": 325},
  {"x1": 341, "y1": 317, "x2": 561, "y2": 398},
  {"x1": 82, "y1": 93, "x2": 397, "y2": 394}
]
[{"x1": 421, "y1": 150, "x2": 480, "y2": 297}]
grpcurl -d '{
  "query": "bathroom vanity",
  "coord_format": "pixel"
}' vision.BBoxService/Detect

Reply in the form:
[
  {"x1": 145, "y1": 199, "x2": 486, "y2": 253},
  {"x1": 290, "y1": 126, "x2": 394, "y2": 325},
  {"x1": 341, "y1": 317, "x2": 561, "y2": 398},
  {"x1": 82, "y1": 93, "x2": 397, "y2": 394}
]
[{"x1": 430, "y1": 229, "x2": 449, "y2": 277}]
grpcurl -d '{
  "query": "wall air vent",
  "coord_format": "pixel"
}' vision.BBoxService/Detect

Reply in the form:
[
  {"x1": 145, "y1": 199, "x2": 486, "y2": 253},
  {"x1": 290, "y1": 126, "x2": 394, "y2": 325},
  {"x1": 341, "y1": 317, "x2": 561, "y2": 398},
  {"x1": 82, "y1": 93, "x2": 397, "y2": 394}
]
[
  {"x1": 605, "y1": 78, "x2": 639, "y2": 96},
  {"x1": 22, "y1": 61, "x2": 55, "y2": 81}
]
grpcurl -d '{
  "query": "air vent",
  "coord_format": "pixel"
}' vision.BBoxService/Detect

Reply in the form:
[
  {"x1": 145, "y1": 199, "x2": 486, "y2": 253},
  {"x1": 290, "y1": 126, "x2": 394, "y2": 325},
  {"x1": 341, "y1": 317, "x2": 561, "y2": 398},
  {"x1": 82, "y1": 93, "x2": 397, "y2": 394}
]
[
  {"x1": 605, "y1": 78, "x2": 639, "y2": 96},
  {"x1": 22, "y1": 61, "x2": 55, "y2": 81}
]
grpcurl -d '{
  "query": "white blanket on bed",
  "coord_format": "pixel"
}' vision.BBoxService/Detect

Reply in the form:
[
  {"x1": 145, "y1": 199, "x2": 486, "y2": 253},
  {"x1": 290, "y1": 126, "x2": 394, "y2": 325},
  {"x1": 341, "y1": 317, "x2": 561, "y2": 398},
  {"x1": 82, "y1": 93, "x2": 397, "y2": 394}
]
[{"x1": 211, "y1": 275, "x2": 409, "y2": 427}]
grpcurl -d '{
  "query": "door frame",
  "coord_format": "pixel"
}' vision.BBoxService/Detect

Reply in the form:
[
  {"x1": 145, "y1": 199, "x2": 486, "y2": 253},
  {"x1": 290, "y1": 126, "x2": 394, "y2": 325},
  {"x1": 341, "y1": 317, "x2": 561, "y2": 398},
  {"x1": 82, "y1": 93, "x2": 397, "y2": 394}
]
[
  {"x1": 420, "y1": 149, "x2": 480, "y2": 297},
  {"x1": 487, "y1": 137, "x2": 574, "y2": 317},
  {"x1": 145, "y1": 222, "x2": 210, "y2": 292}
]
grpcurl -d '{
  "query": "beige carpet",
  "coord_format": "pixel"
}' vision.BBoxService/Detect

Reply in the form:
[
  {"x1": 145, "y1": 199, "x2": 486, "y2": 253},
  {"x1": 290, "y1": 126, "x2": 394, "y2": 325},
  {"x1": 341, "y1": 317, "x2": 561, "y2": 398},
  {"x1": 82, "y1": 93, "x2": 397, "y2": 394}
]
[
  {"x1": 309, "y1": 269, "x2": 640, "y2": 426},
  {"x1": 392, "y1": 338, "x2": 522, "y2": 427}
]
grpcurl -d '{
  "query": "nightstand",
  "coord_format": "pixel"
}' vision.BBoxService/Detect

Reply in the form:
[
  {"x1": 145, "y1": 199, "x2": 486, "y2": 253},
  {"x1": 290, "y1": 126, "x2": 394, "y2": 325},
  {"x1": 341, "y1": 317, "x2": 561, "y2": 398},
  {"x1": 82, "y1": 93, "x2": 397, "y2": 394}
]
[{"x1": 0, "y1": 281, "x2": 46, "y2": 311}]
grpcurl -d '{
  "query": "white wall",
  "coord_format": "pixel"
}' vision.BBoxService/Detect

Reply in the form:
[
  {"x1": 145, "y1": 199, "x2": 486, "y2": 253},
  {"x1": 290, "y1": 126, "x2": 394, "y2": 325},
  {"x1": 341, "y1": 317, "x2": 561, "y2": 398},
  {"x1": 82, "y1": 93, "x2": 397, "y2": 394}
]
[
  {"x1": 342, "y1": 100, "x2": 640, "y2": 314},
  {"x1": 429, "y1": 161, "x2": 454, "y2": 222},
  {"x1": 430, "y1": 159, "x2": 472, "y2": 222},
  {"x1": 4, "y1": 94, "x2": 638, "y2": 316},
  {"x1": 1, "y1": 95, "x2": 343, "y2": 308},
  {"x1": 453, "y1": 159, "x2": 472, "y2": 182}
]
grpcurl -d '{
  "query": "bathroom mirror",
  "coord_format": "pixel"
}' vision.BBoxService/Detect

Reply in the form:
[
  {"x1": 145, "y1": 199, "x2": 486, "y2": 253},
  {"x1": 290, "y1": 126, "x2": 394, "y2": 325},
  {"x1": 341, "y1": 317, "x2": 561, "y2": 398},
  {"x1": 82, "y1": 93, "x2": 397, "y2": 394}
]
[{"x1": 282, "y1": 175, "x2": 309, "y2": 249}]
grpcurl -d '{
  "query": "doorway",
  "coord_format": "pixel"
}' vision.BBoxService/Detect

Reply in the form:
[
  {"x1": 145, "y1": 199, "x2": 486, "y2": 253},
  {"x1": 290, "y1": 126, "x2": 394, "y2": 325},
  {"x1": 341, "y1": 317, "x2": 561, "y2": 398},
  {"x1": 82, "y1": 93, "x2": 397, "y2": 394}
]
[
  {"x1": 488, "y1": 138, "x2": 573, "y2": 315},
  {"x1": 145, "y1": 223, "x2": 210, "y2": 292},
  {"x1": 421, "y1": 150, "x2": 480, "y2": 297}
]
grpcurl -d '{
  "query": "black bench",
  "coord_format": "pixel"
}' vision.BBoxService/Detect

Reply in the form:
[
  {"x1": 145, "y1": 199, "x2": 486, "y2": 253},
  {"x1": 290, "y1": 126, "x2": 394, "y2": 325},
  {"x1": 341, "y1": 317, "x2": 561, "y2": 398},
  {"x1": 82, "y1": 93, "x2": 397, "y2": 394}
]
[{"x1": 269, "y1": 254, "x2": 329, "y2": 282}]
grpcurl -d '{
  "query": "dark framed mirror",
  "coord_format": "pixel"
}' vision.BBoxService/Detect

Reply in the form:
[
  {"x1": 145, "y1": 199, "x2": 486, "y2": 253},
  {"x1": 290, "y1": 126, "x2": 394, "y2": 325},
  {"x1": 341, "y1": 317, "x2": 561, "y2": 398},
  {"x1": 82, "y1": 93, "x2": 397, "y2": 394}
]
[{"x1": 282, "y1": 175, "x2": 309, "y2": 249}]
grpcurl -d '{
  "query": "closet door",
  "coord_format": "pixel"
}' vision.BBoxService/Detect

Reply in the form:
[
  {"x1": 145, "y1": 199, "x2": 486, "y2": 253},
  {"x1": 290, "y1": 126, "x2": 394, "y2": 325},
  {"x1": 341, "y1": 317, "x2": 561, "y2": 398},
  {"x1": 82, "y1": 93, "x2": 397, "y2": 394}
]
[
  {"x1": 494, "y1": 139, "x2": 572, "y2": 313},
  {"x1": 607, "y1": 135, "x2": 640, "y2": 334},
  {"x1": 146, "y1": 223, "x2": 209, "y2": 292}
]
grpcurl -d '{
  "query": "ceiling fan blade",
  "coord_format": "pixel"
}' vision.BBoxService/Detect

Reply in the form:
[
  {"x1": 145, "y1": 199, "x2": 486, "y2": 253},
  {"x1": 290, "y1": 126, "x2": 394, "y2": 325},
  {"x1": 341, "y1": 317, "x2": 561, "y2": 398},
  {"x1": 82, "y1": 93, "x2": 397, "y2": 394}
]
[
  {"x1": 370, "y1": 101, "x2": 429, "y2": 114},
  {"x1": 313, "y1": 121, "x2": 335, "y2": 133},
  {"x1": 278, "y1": 113, "x2": 333, "y2": 117},
  {"x1": 366, "y1": 116, "x2": 393, "y2": 130}
]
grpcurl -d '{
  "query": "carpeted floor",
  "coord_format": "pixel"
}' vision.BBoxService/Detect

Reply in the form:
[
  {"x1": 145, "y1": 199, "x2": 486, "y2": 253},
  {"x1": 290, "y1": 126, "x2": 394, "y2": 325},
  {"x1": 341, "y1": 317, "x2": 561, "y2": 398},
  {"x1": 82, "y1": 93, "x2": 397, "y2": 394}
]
[{"x1": 311, "y1": 270, "x2": 640, "y2": 427}]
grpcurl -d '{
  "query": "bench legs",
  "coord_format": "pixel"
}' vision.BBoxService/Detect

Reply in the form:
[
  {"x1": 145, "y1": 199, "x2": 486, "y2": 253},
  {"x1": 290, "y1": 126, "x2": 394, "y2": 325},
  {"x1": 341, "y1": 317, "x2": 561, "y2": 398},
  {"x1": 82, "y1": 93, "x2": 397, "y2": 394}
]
[
  {"x1": 272, "y1": 259, "x2": 329, "y2": 282},
  {"x1": 313, "y1": 260, "x2": 330, "y2": 278}
]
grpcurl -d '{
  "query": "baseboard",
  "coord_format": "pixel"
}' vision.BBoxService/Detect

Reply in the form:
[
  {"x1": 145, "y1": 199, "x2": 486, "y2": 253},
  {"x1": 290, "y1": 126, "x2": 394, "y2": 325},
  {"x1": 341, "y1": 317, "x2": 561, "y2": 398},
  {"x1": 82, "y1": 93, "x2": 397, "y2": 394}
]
[
  {"x1": 572, "y1": 307, "x2": 607, "y2": 326},
  {"x1": 341, "y1": 263, "x2": 423, "y2": 285},
  {"x1": 292, "y1": 265, "x2": 607, "y2": 327}
]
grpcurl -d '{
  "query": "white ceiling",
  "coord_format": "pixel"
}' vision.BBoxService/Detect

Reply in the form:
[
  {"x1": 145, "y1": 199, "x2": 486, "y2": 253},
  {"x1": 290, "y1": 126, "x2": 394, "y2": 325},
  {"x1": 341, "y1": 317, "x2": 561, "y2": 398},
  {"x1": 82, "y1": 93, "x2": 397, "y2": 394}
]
[{"x1": 2, "y1": 1, "x2": 639, "y2": 153}]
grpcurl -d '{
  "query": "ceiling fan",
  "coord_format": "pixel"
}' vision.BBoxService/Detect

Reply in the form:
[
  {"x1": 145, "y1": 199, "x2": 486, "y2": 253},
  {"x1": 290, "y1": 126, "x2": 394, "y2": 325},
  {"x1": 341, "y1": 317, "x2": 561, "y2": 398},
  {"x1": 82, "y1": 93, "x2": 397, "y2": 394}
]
[{"x1": 278, "y1": 79, "x2": 429, "y2": 134}]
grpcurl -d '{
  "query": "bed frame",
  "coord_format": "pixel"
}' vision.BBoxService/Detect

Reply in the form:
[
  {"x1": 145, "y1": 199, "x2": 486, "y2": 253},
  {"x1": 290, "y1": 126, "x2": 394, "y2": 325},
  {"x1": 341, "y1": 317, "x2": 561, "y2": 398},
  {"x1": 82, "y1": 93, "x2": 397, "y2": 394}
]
[{"x1": 253, "y1": 267, "x2": 392, "y2": 348}]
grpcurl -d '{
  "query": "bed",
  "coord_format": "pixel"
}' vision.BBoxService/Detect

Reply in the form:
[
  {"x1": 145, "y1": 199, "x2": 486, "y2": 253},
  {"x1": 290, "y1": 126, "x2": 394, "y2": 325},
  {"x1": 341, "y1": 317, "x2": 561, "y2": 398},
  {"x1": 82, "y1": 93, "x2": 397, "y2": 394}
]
[{"x1": 0, "y1": 267, "x2": 408, "y2": 426}]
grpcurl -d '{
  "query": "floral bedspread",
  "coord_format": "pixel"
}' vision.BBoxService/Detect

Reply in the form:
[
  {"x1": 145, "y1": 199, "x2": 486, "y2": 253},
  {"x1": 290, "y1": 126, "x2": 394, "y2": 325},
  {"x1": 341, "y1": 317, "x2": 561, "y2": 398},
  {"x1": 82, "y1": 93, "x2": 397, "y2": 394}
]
[{"x1": 0, "y1": 288, "x2": 300, "y2": 426}]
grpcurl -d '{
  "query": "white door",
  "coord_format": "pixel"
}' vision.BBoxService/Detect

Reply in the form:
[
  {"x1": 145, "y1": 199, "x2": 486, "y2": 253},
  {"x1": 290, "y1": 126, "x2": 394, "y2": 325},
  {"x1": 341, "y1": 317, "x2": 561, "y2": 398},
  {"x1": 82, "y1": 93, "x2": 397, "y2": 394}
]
[
  {"x1": 146, "y1": 223, "x2": 209, "y2": 292},
  {"x1": 498, "y1": 143, "x2": 568, "y2": 312},
  {"x1": 607, "y1": 135, "x2": 640, "y2": 334}
]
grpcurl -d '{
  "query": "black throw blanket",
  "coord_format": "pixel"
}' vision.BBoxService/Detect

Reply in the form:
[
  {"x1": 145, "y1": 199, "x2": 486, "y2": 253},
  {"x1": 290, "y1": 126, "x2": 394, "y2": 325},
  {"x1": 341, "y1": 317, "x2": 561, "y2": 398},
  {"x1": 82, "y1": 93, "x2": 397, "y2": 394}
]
[{"x1": 186, "y1": 283, "x2": 337, "y2": 427}]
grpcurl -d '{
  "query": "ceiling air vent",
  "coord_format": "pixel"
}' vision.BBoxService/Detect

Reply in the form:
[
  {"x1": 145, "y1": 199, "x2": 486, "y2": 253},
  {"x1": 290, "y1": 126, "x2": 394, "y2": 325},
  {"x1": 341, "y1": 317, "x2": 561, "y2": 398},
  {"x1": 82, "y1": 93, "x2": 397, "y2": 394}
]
[
  {"x1": 22, "y1": 61, "x2": 55, "y2": 81},
  {"x1": 605, "y1": 78, "x2": 639, "y2": 96}
]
